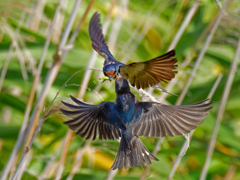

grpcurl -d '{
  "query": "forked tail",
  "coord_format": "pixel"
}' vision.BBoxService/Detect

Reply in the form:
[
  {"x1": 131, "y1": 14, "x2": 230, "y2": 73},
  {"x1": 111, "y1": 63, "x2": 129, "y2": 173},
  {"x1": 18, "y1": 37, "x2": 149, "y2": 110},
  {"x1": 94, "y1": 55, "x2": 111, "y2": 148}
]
[{"x1": 110, "y1": 133, "x2": 158, "y2": 170}]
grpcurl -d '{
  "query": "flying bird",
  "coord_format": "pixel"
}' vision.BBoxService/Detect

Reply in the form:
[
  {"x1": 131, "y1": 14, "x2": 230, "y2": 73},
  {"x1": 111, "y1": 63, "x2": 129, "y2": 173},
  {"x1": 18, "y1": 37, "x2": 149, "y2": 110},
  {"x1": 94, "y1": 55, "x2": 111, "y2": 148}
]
[
  {"x1": 61, "y1": 76, "x2": 213, "y2": 170},
  {"x1": 89, "y1": 11, "x2": 177, "y2": 89}
]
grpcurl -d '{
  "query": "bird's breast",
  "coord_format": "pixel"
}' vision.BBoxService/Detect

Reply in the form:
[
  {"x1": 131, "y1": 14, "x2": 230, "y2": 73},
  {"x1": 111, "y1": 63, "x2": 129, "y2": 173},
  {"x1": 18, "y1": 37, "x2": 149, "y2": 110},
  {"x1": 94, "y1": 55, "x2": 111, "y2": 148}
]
[
  {"x1": 117, "y1": 94, "x2": 133, "y2": 107},
  {"x1": 115, "y1": 94, "x2": 135, "y2": 124}
]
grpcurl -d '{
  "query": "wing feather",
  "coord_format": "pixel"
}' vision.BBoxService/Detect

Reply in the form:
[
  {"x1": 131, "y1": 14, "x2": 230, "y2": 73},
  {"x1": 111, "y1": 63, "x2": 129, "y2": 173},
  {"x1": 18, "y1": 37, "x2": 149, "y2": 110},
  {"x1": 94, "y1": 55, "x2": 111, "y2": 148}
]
[
  {"x1": 132, "y1": 99, "x2": 213, "y2": 137},
  {"x1": 89, "y1": 11, "x2": 114, "y2": 60},
  {"x1": 61, "y1": 96, "x2": 120, "y2": 140},
  {"x1": 120, "y1": 50, "x2": 178, "y2": 89}
]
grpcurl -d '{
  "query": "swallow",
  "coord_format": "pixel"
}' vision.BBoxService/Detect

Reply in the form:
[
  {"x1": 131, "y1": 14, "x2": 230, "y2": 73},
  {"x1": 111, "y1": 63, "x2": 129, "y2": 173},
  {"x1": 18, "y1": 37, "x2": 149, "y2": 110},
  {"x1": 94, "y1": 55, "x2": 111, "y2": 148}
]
[
  {"x1": 89, "y1": 11, "x2": 178, "y2": 89},
  {"x1": 60, "y1": 76, "x2": 212, "y2": 170}
]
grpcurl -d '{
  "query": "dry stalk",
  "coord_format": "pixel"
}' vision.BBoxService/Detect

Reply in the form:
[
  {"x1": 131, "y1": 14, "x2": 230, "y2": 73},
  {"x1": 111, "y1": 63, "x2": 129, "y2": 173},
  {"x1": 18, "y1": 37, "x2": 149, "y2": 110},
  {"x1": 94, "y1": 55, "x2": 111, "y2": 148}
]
[
  {"x1": 223, "y1": 164, "x2": 237, "y2": 180},
  {"x1": 55, "y1": 131, "x2": 73, "y2": 180},
  {"x1": 62, "y1": 0, "x2": 95, "y2": 59},
  {"x1": 117, "y1": 0, "x2": 162, "y2": 59},
  {"x1": 0, "y1": 10, "x2": 31, "y2": 180},
  {"x1": 0, "y1": 43, "x2": 14, "y2": 94},
  {"x1": 27, "y1": 0, "x2": 47, "y2": 31},
  {"x1": 214, "y1": 0, "x2": 223, "y2": 9},
  {"x1": 176, "y1": 0, "x2": 230, "y2": 105},
  {"x1": 24, "y1": 0, "x2": 81, "y2": 154},
  {"x1": 120, "y1": 22, "x2": 152, "y2": 64},
  {"x1": 0, "y1": 10, "x2": 26, "y2": 93},
  {"x1": 52, "y1": 0, "x2": 69, "y2": 43},
  {"x1": 38, "y1": 142, "x2": 65, "y2": 180},
  {"x1": 21, "y1": 1, "x2": 83, "y2": 177},
  {"x1": 58, "y1": 0, "x2": 82, "y2": 51},
  {"x1": 25, "y1": 8, "x2": 50, "y2": 28},
  {"x1": 200, "y1": 37, "x2": 240, "y2": 180},
  {"x1": 10, "y1": 64, "x2": 90, "y2": 180},
  {"x1": 56, "y1": 1, "x2": 98, "y2": 178},
  {"x1": 3, "y1": 1, "x2": 65, "y2": 180},
  {"x1": 167, "y1": 74, "x2": 223, "y2": 180},
  {"x1": 15, "y1": 150, "x2": 33, "y2": 180},
  {"x1": 66, "y1": 140, "x2": 91, "y2": 180},
  {"x1": 14, "y1": 40, "x2": 28, "y2": 80},
  {"x1": 11, "y1": 116, "x2": 47, "y2": 180},
  {"x1": 61, "y1": 0, "x2": 95, "y2": 62},
  {"x1": 106, "y1": 170, "x2": 118, "y2": 180},
  {"x1": 167, "y1": 0, "x2": 199, "y2": 51},
  {"x1": 18, "y1": 37, "x2": 37, "y2": 74},
  {"x1": 9, "y1": 153, "x2": 18, "y2": 179},
  {"x1": 107, "y1": 0, "x2": 128, "y2": 54}
]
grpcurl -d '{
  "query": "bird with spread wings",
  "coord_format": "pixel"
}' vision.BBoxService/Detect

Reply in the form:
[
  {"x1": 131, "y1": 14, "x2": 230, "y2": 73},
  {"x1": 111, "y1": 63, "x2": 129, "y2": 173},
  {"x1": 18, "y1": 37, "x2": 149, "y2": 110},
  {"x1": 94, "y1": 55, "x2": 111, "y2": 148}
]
[
  {"x1": 89, "y1": 11, "x2": 178, "y2": 90},
  {"x1": 61, "y1": 76, "x2": 212, "y2": 170}
]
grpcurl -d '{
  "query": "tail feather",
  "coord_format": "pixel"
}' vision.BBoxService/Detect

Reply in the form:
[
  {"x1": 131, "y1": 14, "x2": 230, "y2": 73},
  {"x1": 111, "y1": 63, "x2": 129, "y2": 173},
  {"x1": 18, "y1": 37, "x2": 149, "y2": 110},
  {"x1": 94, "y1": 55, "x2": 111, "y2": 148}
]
[{"x1": 110, "y1": 135, "x2": 158, "y2": 170}]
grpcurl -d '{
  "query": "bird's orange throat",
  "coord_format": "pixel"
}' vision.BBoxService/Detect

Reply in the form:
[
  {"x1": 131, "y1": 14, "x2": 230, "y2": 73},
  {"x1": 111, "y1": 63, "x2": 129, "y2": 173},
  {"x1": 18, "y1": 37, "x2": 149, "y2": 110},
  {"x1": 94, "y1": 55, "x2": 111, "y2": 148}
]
[{"x1": 105, "y1": 71, "x2": 116, "y2": 77}]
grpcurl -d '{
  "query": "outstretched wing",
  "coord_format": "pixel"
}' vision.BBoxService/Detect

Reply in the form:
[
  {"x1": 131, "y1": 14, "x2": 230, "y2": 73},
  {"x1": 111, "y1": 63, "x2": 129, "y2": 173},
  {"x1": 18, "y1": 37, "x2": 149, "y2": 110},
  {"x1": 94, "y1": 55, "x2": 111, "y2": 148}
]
[
  {"x1": 131, "y1": 99, "x2": 213, "y2": 137},
  {"x1": 89, "y1": 11, "x2": 113, "y2": 60},
  {"x1": 119, "y1": 50, "x2": 177, "y2": 89},
  {"x1": 61, "y1": 96, "x2": 121, "y2": 140}
]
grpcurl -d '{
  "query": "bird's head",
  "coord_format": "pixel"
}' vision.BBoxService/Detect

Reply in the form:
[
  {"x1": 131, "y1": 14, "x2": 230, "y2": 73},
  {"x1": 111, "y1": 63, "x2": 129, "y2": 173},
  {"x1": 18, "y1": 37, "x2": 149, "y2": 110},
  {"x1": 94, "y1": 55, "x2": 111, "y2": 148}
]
[
  {"x1": 103, "y1": 64, "x2": 118, "y2": 80},
  {"x1": 115, "y1": 76, "x2": 130, "y2": 95}
]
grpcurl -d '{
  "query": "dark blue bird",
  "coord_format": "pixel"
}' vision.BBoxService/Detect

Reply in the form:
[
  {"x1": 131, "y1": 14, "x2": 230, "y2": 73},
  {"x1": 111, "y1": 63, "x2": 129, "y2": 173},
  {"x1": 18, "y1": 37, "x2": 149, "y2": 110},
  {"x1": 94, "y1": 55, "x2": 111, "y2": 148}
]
[
  {"x1": 89, "y1": 12, "x2": 178, "y2": 89},
  {"x1": 60, "y1": 76, "x2": 212, "y2": 170}
]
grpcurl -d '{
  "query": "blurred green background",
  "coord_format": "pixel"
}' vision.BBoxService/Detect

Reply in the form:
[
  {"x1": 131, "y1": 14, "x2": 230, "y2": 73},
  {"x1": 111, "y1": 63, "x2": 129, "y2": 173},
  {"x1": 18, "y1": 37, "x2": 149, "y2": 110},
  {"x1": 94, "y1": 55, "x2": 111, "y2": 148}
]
[{"x1": 0, "y1": 0, "x2": 240, "y2": 179}]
